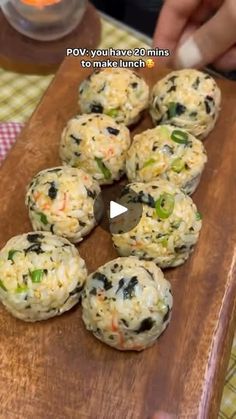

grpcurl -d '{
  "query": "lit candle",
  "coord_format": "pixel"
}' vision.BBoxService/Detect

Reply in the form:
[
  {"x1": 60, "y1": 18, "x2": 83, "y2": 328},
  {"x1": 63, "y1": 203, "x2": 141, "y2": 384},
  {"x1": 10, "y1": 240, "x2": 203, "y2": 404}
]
[{"x1": 1, "y1": 0, "x2": 87, "y2": 41}]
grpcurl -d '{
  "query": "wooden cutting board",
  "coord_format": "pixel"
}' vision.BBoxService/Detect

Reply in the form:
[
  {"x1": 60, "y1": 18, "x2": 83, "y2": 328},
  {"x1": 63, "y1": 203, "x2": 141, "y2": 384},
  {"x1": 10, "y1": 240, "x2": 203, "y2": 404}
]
[{"x1": 0, "y1": 57, "x2": 235, "y2": 419}]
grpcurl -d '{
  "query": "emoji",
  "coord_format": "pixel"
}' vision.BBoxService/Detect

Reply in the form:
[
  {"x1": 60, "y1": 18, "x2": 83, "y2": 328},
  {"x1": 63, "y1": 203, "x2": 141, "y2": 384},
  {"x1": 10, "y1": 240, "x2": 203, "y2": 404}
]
[{"x1": 146, "y1": 59, "x2": 155, "y2": 69}]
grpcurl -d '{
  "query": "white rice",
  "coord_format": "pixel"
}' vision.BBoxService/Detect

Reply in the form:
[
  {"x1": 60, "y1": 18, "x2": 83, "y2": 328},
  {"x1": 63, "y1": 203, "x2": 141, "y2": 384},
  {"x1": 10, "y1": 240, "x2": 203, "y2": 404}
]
[
  {"x1": 60, "y1": 114, "x2": 131, "y2": 185},
  {"x1": 78, "y1": 68, "x2": 150, "y2": 126},
  {"x1": 82, "y1": 256, "x2": 173, "y2": 351},
  {"x1": 126, "y1": 124, "x2": 207, "y2": 195},
  {"x1": 25, "y1": 166, "x2": 100, "y2": 243},
  {"x1": 149, "y1": 69, "x2": 221, "y2": 139},
  {"x1": 112, "y1": 179, "x2": 202, "y2": 268},
  {"x1": 0, "y1": 232, "x2": 87, "y2": 322}
]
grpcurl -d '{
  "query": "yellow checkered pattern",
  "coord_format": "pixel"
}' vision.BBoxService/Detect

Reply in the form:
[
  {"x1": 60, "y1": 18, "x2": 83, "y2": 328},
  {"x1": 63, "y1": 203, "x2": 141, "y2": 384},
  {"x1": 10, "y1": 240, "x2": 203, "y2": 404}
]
[
  {"x1": 0, "y1": 16, "x2": 235, "y2": 418},
  {"x1": 0, "y1": 18, "x2": 149, "y2": 123},
  {"x1": 219, "y1": 336, "x2": 236, "y2": 419}
]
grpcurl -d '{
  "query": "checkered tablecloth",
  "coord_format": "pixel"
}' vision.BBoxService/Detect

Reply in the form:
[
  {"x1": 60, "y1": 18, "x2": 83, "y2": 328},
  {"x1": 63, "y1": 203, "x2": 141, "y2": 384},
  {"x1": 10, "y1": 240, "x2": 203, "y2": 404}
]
[{"x1": 0, "y1": 16, "x2": 235, "y2": 419}]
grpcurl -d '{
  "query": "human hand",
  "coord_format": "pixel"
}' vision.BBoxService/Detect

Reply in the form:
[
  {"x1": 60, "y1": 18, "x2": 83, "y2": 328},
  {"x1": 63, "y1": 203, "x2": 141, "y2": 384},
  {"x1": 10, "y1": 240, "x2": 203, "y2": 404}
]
[{"x1": 153, "y1": 0, "x2": 236, "y2": 71}]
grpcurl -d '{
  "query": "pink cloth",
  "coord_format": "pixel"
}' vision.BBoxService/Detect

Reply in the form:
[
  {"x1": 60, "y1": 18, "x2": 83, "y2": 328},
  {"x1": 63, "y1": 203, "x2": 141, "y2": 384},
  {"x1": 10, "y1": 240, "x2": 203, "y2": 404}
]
[{"x1": 0, "y1": 122, "x2": 24, "y2": 164}]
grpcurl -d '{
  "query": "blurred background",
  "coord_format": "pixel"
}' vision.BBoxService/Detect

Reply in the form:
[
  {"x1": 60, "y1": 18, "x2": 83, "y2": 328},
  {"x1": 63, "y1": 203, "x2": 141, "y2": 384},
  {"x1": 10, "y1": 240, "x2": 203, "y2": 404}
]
[{"x1": 91, "y1": 0, "x2": 163, "y2": 37}]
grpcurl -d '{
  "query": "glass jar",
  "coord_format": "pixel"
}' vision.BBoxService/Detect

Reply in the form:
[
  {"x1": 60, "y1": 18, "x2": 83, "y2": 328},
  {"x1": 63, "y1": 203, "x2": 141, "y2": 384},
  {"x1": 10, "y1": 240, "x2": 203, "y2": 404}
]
[{"x1": 1, "y1": 0, "x2": 87, "y2": 41}]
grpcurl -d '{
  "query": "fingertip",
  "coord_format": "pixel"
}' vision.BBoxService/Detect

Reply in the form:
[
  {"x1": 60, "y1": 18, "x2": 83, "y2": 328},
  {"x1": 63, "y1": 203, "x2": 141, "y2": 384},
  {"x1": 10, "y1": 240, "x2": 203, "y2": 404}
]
[
  {"x1": 152, "y1": 0, "x2": 200, "y2": 51},
  {"x1": 174, "y1": 36, "x2": 203, "y2": 69},
  {"x1": 175, "y1": 1, "x2": 236, "y2": 69}
]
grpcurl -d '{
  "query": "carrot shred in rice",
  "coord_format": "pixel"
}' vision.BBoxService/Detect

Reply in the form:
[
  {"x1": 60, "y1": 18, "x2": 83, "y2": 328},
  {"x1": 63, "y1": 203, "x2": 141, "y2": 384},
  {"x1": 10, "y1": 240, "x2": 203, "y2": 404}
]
[
  {"x1": 21, "y1": 0, "x2": 61, "y2": 9},
  {"x1": 111, "y1": 312, "x2": 118, "y2": 332},
  {"x1": 59, "y1": 193, "x2": 67, "y2": 211}
]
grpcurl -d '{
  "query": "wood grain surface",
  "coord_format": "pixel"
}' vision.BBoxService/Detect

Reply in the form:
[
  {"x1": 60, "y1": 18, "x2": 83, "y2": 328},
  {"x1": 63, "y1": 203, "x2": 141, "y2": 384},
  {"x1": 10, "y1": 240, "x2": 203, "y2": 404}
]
[
  {"x1": 0, "y1": 2, "x2": 101, "y2": 74},
  {"x1": 0, "y1": 57, "x2": 235, "y2": 419}
]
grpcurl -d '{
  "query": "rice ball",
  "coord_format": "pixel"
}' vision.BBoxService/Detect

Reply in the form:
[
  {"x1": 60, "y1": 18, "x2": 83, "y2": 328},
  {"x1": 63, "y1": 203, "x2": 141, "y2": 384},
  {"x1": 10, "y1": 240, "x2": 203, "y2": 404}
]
[
  {"x1": 149, "y1": 69, "x2": 221, "y2": 139},
  {"x1": 78, "y1": 68, "x2": 149, "y2": 126},
  {"x1": 82, "y1": 256, "x2": 172, "y2": 351},
  {"x1": 112, "y1": 180, "x2": 202, "y2": 268},
  {"x1": 0, "y1": 232, "x2": 87, "y2": 322},
  {"x1": 60, "y1": 114, "x2": 131, "y2": 185},
  {"x1": 25, "y1": 166, "x2": 100, "y2": 243},
  {"x1": 126, "y1": 124, "x2": 207, "y2": 195}
]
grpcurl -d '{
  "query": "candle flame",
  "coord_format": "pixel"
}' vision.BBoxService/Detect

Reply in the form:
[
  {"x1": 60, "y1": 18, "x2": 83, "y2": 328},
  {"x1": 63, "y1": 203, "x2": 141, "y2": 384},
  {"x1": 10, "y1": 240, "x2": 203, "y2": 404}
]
[{"x1": 20, "y1": 0, "x2": 61, "y2": 9}]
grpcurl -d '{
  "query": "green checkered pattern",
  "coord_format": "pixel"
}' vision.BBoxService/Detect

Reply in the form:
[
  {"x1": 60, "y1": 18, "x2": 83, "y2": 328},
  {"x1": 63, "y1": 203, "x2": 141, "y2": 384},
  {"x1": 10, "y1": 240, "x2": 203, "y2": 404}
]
[{"x1": 0, "y1": 16, "x2": 235, "y2": 418}]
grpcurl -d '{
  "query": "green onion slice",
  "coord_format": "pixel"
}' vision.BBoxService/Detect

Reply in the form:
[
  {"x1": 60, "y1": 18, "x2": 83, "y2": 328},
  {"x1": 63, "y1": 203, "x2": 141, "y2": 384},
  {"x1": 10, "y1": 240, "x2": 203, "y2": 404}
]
[
  {"x1": 30, "y1": 269, "x2": 44, "y2": 283},
  {"x1": 38, "y1": 212, "x2": 48, "y2": 225},
  {"x1": 171, "y1": 158, "x2": 185, "y2": 173},
  {"x1": 143, "y1": 158, "x2": 156, "y2": 168},
  {"x1": 159, "y1": 126, "x2": 170, "y2": 139},
  {"x1": 16, "y1": 285, "x2": 28, "y2": 293},
  {"x1": 155, "y1": 193, "x2": 175, "y2": 219},
  {"x1": 8, "y1": 249, "x2": 19, "y2": 262},
  {"x1": 167, "y1": 102, "x2": 177, "y2": 118},
  {"x1": 171, "y1": 130, "x2": 189, "y2": 145},
  {"x1": 196, "y1": 211, "x2": 202, "y2": 221},
  {"x1": 159, "y1": 235, "x2": 169, "y2": 247},
  {"x1": 105, "y1": 108, "x2": 119, "y2": 118},
  {"x1": 0, "y1": 280, "x2": 7, "y2": 291},
  {"x1": 95, "y1": 157, "x2": 112, "y2": 180}
]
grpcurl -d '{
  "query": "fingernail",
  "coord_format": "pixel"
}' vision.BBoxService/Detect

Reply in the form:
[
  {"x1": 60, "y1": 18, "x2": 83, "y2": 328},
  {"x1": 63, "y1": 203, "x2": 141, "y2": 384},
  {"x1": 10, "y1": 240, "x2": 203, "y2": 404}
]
[{"x1": 176, "y1": 36, "x2": 203, "y2": 68}]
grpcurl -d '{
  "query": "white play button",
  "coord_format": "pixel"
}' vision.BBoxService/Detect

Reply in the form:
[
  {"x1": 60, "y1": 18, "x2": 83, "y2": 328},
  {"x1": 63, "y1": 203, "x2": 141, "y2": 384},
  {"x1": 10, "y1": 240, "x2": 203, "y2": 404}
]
[
  {"x1": 93, "y1": 185, "x2": 143, "y2": 234},
  {"x1": 109, "y1": 200, "x2": 128, "y2": 219}
]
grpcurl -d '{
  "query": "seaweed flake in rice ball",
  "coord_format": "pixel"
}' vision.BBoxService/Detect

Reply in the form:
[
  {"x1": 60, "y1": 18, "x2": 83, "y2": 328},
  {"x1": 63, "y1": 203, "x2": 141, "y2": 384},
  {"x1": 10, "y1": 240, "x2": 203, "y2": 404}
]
[
  {"x1": 0, "y1": 232, "x2": 87, "y2": 322},
  {"x1": 25, "y1": 166, "x2": 100, "y2": 243},
  {"x1": 78, "y1": 68, "x2": 149, "y2": 126},
  {"x1": 126, "y1": 124, "x2": 207, "y2": 195},
  {"x1": 112, "y1": 180, "x2": 202, "y2": 268},
  {"x1": 60, "y1": 114, "x2": 131, "y2": 185},
  {"x1": 149, "y1": 69, "x2": 221, "y2": 139},
  {"x1": 82, "y1": 256, "x2": 172, "y2": 351}
]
